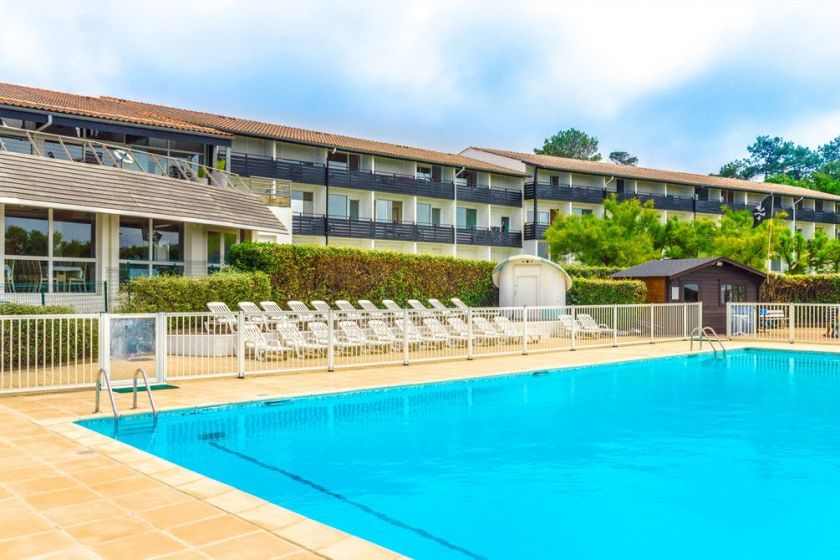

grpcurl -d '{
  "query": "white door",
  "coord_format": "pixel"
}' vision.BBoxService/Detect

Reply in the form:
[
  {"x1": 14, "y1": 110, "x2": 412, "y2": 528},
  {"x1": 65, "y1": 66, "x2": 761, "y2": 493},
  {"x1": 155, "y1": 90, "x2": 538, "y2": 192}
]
[{"x1": 514, "y1": 274, "x2": 540, "y2": 307}]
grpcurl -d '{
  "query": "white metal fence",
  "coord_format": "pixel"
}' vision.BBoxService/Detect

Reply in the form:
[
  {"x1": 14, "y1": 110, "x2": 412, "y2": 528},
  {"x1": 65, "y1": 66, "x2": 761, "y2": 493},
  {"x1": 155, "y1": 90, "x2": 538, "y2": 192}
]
[
  {"x1": 727, "y1": 303, "x2": 840, "y2": 344},
  {"x1": 0, "y1": 303, "x2": 700, "y2": 394}
]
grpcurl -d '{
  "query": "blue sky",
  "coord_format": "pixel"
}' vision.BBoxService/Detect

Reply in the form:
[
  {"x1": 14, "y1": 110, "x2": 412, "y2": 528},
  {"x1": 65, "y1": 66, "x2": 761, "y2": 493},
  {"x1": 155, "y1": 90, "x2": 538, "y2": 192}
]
[{"x1": 2, "y1": 0, "x2": 839, "y2": 174}]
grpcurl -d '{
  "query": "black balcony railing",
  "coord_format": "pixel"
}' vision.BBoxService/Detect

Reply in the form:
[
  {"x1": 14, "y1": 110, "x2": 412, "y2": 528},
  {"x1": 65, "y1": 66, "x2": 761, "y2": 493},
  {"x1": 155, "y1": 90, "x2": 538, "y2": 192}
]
[
  {"x1": 229, "y1": 153, "x2": 327, "y2": 185},
  {"x1": 457, "y1": 184, "x2": 522, "y2": 207},
  {"x1": 616, "y1": 191, "x2": 694, "y2": 212},
  {"x1": 814, "y1": 210, "x2": 837, "y2": 224},
  {"x1": 456, "y1": 227, "x2": 522, "y2": 247},
  {"x1": 695, "y1": 199, "x2": 724, "y2": 214},
  {"x1": 294, "y1": 214, "x2": 457, "y2": 243},
  {"x1": 292, "y1": 213, "x2": 327, "y2": 236},
  {"x1": 524, "y1": 182, "x2": 574, "y2": 201},
  {"x1": 524, "y1": 222, "x2": 550, "y2": 240},
  {"x1": 329, "y1": 167, "x2": 455, "y2": 200}
]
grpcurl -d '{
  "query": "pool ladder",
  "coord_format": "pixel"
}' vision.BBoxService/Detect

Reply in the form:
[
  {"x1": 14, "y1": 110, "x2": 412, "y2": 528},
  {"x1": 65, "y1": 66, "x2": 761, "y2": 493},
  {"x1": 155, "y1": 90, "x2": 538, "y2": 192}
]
[
  {"x1": 690, "y1": 327, "x2": 726, "y2": 357},
  {"x1": 95, "y1": 368, "x2": 158, "y2": 419}
]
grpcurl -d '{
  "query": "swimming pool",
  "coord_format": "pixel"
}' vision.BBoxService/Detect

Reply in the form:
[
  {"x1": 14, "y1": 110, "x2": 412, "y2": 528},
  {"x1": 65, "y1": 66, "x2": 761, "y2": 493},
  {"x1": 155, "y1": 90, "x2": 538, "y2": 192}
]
[{"x1": 80, "y1": 349, "x2": 840, "y2": 559}]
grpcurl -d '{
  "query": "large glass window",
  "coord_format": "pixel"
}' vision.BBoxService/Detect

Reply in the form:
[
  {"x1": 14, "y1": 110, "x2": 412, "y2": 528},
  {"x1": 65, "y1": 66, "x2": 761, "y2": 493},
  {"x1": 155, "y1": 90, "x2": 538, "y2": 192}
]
[
  {"x1": 720, "y1": 283, "x2": 745, "y2": 305},
  {"x1": 4, "y1": 206, "x2": 95, "y2": 293},
  {"x1": 457, "y1": 207, "x2": 478, "y2": 229},
  {"x1": 328, "y1": 194, "x2": 348, "y2": 218},
  {"x1": 208, "y1": 231, "x2": 238, "y2": 274},
  {"x1": 118, "y1": 217, "x2": 184, "y2": 281},
  {"x1": 292, "y1": 190, "x2": 314, "y2": 214},
  {"x1": 683, "y1": 283, "x2": 699, "y2": 303}
]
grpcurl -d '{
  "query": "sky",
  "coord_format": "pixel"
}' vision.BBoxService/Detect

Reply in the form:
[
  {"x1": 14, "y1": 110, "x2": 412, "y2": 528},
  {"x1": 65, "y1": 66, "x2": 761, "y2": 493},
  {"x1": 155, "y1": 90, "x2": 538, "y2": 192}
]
[{"x1": 1, "y1": 0, "x2": 839, "y2": 174}]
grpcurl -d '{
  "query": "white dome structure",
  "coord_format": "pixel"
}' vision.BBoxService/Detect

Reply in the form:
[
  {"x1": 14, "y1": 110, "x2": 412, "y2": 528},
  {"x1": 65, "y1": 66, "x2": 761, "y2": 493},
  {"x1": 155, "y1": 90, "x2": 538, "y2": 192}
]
[{"x1": 492, "y1": 255, "x2": 572, "y2": 308}]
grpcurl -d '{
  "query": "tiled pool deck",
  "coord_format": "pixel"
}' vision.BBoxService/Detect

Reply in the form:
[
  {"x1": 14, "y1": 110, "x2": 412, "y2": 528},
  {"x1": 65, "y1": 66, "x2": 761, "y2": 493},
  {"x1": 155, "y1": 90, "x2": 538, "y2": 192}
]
[{"x1": 2, "y1": 340, "x2": 836, "y2": 559}]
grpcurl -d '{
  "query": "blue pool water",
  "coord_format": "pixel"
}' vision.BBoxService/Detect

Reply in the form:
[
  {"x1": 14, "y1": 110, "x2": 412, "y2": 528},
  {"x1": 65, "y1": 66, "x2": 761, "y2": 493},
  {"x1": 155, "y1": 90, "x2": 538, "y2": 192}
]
[{"x1": 80, "y1": 349, "x2": 840, "y2": 559}]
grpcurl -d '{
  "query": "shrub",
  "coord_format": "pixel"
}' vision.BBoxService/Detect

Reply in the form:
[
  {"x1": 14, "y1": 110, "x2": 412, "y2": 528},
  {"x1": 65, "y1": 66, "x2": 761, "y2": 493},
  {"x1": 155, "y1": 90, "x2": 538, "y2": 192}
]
[
  {"x1": 120, "y1": 271, "x2": 272, "y2": 312},
  {"x1": 761, "y1": 273, "x2": 840, "y2": 303},
  {"x1": 0, "y1": 302, "x2": 97, "y2": 368},
  {"x1": 561, "y1": 264, "x2": 622, "y2": 279},
  {"x1": 229, "y1": 243, "x2": 498, "y2": 307},
  {"x1": 567, "y1": 278, "x2": 647, "y2": 305}
]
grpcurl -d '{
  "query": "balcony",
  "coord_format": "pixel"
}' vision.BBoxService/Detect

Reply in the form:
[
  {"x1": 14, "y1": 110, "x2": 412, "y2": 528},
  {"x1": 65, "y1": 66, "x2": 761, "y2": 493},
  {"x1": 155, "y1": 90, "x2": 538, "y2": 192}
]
[
  {"x1": 524, "y1": 182, "x2": 606, "y2": 204},
  {"x1": 293, "y1": 214, "x2": 455, "y2": 243},
  {"x1": 457, "y1": 184, "x2": 522, "y2": 207},
  {"x1": 328, "y1": 168, "x2": 455, "y2": 199},
  {"x1": 524, "y1": 222, "x2": 550, "y2": 240},
  {"x1": 695, "y1": 199, "x2": 724, "y2": 214},
  {"x1": 456, "y1": 227, "x2": 522, "y2": 248},
  {"x1": 814, "y1": 210, "x2": 838, "y2": 224},
  {"x1": 228, "y1": 153, "x2": 327, "y2": 185},
  {"x1": 617, "y1": 192, "x2": 694, "y2": 212}
]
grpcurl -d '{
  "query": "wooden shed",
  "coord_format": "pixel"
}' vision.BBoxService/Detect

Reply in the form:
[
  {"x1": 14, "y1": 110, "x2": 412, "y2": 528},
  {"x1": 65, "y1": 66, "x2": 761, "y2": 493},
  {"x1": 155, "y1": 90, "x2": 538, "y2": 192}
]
[{"x1": 611, "y1": 257, "x2": 766, "y2": 332}]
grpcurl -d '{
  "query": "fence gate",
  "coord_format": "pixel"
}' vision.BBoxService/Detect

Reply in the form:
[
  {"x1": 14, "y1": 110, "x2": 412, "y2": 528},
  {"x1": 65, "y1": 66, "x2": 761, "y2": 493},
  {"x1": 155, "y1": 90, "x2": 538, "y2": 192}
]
[{"x1": 101, "y1": 313, "x2": 164, "y2": 385}]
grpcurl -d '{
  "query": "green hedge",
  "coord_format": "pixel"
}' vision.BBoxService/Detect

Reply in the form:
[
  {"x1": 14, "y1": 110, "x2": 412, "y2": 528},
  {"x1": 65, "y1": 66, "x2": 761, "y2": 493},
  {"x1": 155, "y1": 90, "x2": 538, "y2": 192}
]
[
  {"x1": 229, "y1": 243, "x2": 497, "y2": 307},
  {"x1": 761, "y1": 274, "x2": 840, "y2": 303},
  {"x1": 0, "y1": 302, "x2": 97, "y2": 368},
  {"x1": 562, "y1": 264, "x2": 622, "y2": 279},
  {"x1": 567, "y1": 278, "x2": 647, "y2": 305},
  {"x1": 120, "y1": 271, "x2": 272, "y2": 313}
]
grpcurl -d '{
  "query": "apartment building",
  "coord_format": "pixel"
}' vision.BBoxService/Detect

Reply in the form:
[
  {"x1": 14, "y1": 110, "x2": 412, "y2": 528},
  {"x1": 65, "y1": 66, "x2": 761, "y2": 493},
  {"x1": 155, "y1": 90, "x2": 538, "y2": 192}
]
[
  {"x1": 463, "y1": 148, "x2": 840, "y2": 261},
  {"x1": 1, "y1": 82, "x2": 838, "y2": 278}
]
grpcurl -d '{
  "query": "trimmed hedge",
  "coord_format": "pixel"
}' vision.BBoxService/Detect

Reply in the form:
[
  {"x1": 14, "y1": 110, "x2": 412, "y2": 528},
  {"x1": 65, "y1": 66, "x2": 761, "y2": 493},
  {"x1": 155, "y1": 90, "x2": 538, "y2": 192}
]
[
  {"x1": 761, "y1": 274, "x2": 840, "y2": 303},
  {"x1": 562, "y1": 264, "x2": 622, "y2": 279},
  {"x1": 567, "y1": 278, "x2": 647, "y2": 305},
  {"x1": 229, "y1": 243, "x2": 498, "y2": 307},
  {"x1": 0, "y1": 302, "x2": 97, "y2": 368},
  {"x1": 120, "y1": 271, "x2": 272, "y2": 313}
]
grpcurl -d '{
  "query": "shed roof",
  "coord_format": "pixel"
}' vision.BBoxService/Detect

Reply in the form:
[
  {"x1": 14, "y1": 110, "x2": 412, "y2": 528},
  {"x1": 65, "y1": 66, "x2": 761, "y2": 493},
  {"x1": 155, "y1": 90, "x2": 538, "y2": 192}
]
[
  {"x1": 0, "y1": 151, "x2": 287, "y2": 234},
  {"x1": 611, "y1": 257, "x2": 765, "y2": 280},
  {"x1": 492, "y1": 255, "x2": 573, "y2": 288}
]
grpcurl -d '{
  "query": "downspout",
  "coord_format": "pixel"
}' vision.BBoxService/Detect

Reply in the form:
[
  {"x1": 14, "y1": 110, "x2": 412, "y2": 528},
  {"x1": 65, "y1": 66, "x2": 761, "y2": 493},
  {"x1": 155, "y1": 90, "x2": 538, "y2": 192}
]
[
  {"x1": 34, "y1": 114, "x2": 53, "y2": 132},
  {"x1": 532, "y1": 166, "x2": 539, "y2": 242},
  {"x1": 325, "y1": 148, "x2": 335, "y2": 245},
  {"x1": 454, "y1": 167, "x2": 464, "y2": 250}
]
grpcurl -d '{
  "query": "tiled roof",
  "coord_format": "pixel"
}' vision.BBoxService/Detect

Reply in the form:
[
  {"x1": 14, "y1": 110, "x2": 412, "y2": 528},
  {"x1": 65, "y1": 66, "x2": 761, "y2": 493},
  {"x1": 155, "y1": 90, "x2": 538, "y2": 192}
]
[
  {"x1": 103, "y1": 97, "x2": 524, "y2": 176},
  {"x1": 0, "y1": 151, "x2": 287, "y2": 234},
  {"x1": 611, "y1": 257, "x2": 765, "y2": 279},
  {"x1": 0, "y1": 83, "x2": 229, "y2": 137},
  {"x1": 470, "y1": 148, "x2": 840, "y2": 202}
]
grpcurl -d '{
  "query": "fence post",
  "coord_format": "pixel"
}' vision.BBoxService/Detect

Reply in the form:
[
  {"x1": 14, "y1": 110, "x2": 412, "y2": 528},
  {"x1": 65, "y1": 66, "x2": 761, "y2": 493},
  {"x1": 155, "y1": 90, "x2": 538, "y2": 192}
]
[
  {"x1": 40, "y1": 285, "x2": 46, "y2": 307},
  {"x1": 522, "y1": 306, "x2": 528, "y2": 355},
  {"x1": 237, "y1": 311, "x2": 245, "y2": 378},
  {"x1": 613, "y1": 305, "x2": 618, "y2": 347},
  {"x1": 684, "y1": 304, "x2": 689, "y2": 339},
  {"x1": 99, "y1": 313, "x2": 110, "y2": 375},
  {"x1": 725, "y1": 303, "x2": 731, "y2": 338},
  {"x1": 467, "y1": 307, "x2": 474, "y2": 359},
  {"x1": 402, "y1": 309, "x2": 410, "y2": 365},
  {"x1": 103, "y1": 280, "x2": 109, "y2": 313},
  {"x1": 650, "y1": 305, "x2": 655, "y2": 343},
  {"x1": 570, "y1": 306, "x2": 576, "y2": 350},
  {"x1": 328, "y1": 309, "x2": 335, "y2": 371},
  {"x1": 789, "y1": 303, "x2": 795, "y2": 344},
  {"x1": 698, "y1": 302, "x2": 703, "y2": 331},
  {"x1": 156, "y1": 312, "x2": 167, "y2": 383}
]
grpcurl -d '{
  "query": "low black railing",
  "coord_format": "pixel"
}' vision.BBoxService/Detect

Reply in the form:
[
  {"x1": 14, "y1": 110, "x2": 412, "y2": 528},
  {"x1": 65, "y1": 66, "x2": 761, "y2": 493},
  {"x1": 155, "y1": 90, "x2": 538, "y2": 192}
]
[
  {"x1": 814, "y1": 210, "x2": 837, "y2": 224},
  {"x1": 329, "y1": 167, "x2": 455, "y2": 199},
  {"x1": 292, "y1": 213, "x2": 327, "y2": 236},
  {"x1": 229, "y1": 153, "x2": 327, "y2": 185},
  {"x1": 457, "y1": 184, "x2": 522, "y2": 207},
  {"x1": 616, "y1": 191, "x2": 694, "y2": 211},
  {"x1": 456, "y1": 227, "x2": 522, "y2": 247},
  {"x1": 524, "y1": 222, "x2": 550, "y2": 240},
  {"x1": 294, "y1": 214, "x2": 457, "y2": 243}
]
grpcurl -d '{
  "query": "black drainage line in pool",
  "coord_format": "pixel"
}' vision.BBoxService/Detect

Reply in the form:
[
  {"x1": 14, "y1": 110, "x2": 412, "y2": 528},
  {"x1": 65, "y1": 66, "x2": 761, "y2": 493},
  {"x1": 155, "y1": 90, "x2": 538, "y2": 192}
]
[{"x1": 209, "y1": 441, "x2": 486, "y2": 560}]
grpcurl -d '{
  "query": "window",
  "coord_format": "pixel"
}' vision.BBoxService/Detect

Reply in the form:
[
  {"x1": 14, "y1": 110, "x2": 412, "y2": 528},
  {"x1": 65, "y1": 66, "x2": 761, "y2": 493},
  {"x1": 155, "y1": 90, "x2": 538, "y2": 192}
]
[
  {"x1": 328, "y1": 194, "x2": 348, "y2": 218},
  {"x1": 349, "y1": 200, "x2": 360, "y2": 220},
  {"x1": 537, "y1": 242, "x2": 549, "y2": 259},
  {"x1": 292, "y1": 191, "x2": 314, "y2": 215},
  {"x1": 4, "y1": 206, "x2": 95, "y2": 293},
  {"x1": 417, "y1": 166, "x2": 432, "y2": 181},
  {"x1": 537, "y1": 211, "x2": 550, "y2": 225},
  {"x1": 572, "y1": 208, "x2": 593, "y2": 216},
  {"x1": 457, "y1": 169, "x2": 477, "y2": 187},
  {"x1": 683, "y1": 283, "x2": 699, "y2": 303},
  {"x1": 816, "y1": 200, "x2": 824, "y2": 212},
  {"x1": 457, "y1": 207, "x2": 477, "y2": 229},
  {"x1": 118, "y1": 217, "x2": 184, "y2": 282},
  {"x1": 417, "y1": 203, "x2": 442, "y2": 226},
  {"x1": 500, "y1": 216, "x2": 510, "y2": 232},
  {"x1": 327, "y1": 152, "x2": 360, "y2": 171},
  {"x1": 207, "y1": 231, "x2": 238, "y2": 274},
  {"x1": 720, "y1": 283, "x2": 746, "y2": 305},
  {"x1": 549, "y1": 175, "x2": 560, "y2": 187},
  {"x1": 376, "y1": 200, "x2": 402, "y2": 223},
  {"x1": 616, "y1": 179, "x2": 626, "y2": 194}
]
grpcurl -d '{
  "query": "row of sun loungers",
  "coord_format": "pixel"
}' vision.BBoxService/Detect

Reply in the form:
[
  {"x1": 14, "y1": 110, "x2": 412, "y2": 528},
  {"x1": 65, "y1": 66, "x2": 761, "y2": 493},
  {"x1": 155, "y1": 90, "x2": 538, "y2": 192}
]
[{"x1": 205, "y1": 300, "x2": 618, "y2": 361}]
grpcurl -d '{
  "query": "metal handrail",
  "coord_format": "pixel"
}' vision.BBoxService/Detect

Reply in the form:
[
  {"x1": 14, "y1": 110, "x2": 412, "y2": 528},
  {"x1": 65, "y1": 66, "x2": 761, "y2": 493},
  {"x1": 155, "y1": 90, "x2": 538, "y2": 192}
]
[
  {"x1": 0, "y1": 126, "x2": 252, "y2": 194},
  {"x1": 94, "y1": 368, "x2": 119, "y2": 418},
  {"x1": 690, "y1": 326, "x2": 726, "y2": 356},
  {"x1": 132, "y1": 368, "x2": 158, "y2": 418}
]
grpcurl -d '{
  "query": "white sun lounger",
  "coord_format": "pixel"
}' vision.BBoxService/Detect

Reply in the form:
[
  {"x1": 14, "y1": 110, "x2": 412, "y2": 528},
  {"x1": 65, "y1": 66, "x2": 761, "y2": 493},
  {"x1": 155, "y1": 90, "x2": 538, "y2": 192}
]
[
  {"x1": 576, "y1": 313, "x2": 616, "y2": 337},
  {"x1": 334, "y1": 300, "x2": 363, "y2": 318},
  {"x1": 367, "y1": 320, "x2": 401, "y2": 349},
  {"x1": 242, "y1": 324, "x2": 289, "y2": 361},
  {"x1": 381, "y1": 299, "x2": 403, "y2": 312},
  {"x1": 446, "y1": 316, "x2": 497, "y2": 344},
  {"x1": 427, "y1": 299, "x2": 450, "y2": 312},
  {"x1": 310, "y1": 300, "x2": 332, "y2": 314},
  {"x1": 287, "y1": 300, "x2": 318, "y2": 322},
  {"x1": 450, "y1": 297, "x2": 469, "y2": 310},
  {"x1": 338, "y1": 321, "x2": 392, "y2": 353},
  {"x1": 259, "y1": 301, "x2": 294, "y2": 326},
  {"x1": 473, "y1": 316, "x2": 515, "y2": 343},
  {"x1": 423, "y1": 317, "x2": 465, "y2": 345},
  {"x1": 206, "y1": 301, "x2": 238, "y2": 332},
  {"x1": 308, "y1": 321, "x2": 364, "y2": 355},
  {"x1": 276, "y1": 324, "x2": 328, "y2": 357},
  {"x1": 494, "y1": 315, "x2": 541, "y2": 342}
]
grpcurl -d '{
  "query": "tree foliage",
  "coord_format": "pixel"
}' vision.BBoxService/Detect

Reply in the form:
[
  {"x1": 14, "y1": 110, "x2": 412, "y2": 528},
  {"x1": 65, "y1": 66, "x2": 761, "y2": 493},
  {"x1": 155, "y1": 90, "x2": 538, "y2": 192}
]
[
  {"x1": 535, "y1": 128, "x2": 602, "y2": 160},
  {"x1": 544, "y1": 196, "x2": 820, "y2": 272},
  {"x1": 718, "y1": 134, "x2": 840, "y2": 196},
  {"x1": 608, "y1": 151, "x2": 638, "y2": 166}
]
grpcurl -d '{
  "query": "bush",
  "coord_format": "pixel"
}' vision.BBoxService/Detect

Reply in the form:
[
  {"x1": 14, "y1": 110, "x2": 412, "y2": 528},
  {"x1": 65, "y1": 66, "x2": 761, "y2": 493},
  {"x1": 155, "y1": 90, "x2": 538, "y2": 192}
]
[
  {"x1": 121, "y1": 271, "x2": 272, "y2": 312},
  {"x1": 567, "y1": 278, "x2": 647, "y2": 305},
  {"x1": 562, "y1": 264, "x2": 622, "y2": 279},
  {"x1": 229, "y1": 243, "x2": 497, "y2": 307},
  {"x1": 0, "y1": 302, "x2": 97, "y2": 369},
  {"x1": 761, "y1": 273, "x2": 840, "y2": 303}
]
